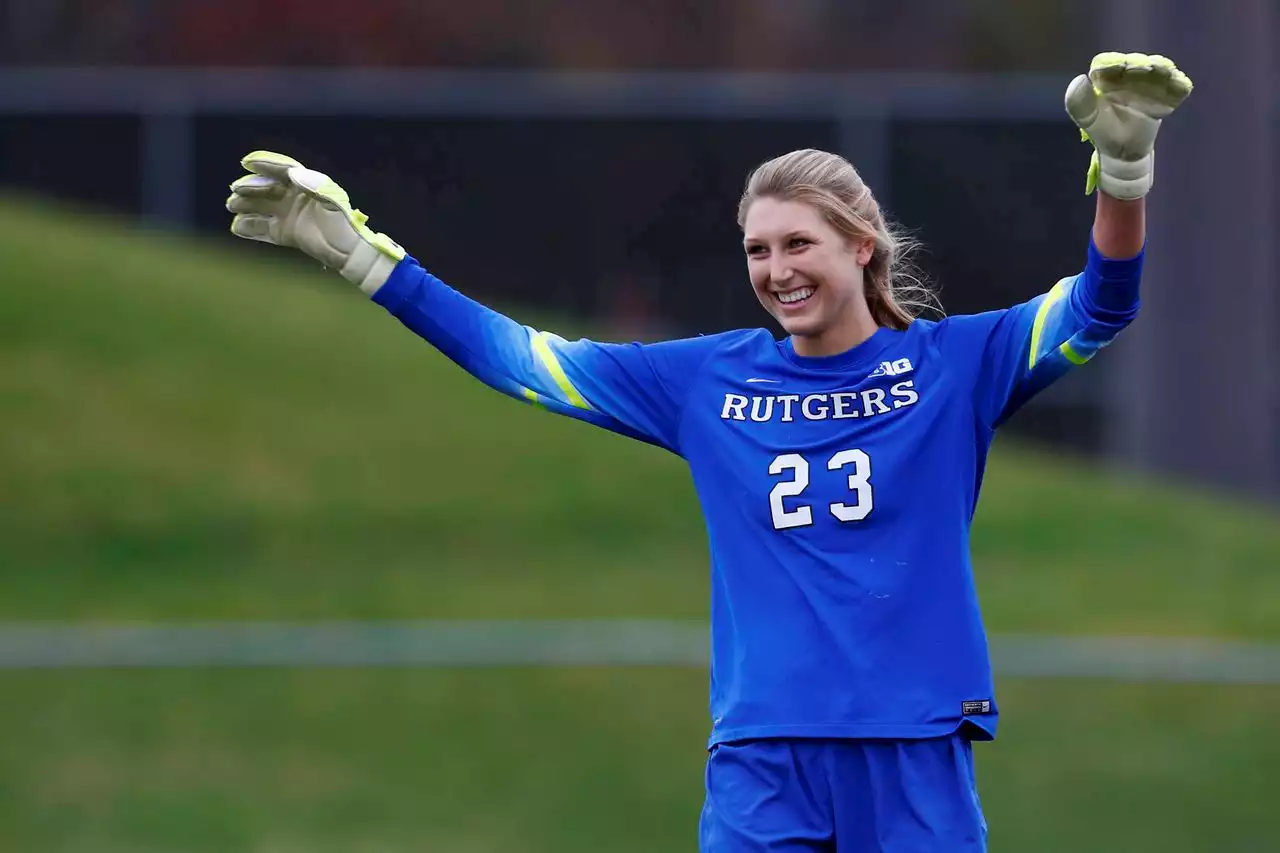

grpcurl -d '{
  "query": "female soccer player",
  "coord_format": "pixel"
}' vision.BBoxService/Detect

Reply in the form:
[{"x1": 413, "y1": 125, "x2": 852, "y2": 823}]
[{"x1": 226, "y1": 53, "x2": 1190, "y2": 852}]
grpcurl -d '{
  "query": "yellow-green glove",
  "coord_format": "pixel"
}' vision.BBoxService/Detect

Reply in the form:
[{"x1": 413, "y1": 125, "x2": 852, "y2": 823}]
[
  {"x1": 1065, "y1": 52, "x2": 1194, "y2": 199},
  {"x1": 227, "y1": 151, "x2": 406, "y2": 295}
]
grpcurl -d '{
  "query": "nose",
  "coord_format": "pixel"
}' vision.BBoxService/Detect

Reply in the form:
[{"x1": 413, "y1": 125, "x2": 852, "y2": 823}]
[{"x1": 769, "y1": 257, "x2": 793, "y2": 286}]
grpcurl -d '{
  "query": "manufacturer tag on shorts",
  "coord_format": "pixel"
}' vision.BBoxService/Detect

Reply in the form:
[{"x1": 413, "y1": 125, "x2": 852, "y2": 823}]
[{"x1": 962, "y1": 699, "x2": 993, "y2": 716}]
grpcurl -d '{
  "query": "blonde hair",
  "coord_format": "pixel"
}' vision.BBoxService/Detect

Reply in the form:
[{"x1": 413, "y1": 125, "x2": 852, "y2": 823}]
[{"x1": 737, "y1": 149, "x2": 940, "y2": 330}]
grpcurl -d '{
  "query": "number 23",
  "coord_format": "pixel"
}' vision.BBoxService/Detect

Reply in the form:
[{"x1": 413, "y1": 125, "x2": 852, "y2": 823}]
[{"x1": 768, "y1": 449, "x2": 873, "y2": 530}]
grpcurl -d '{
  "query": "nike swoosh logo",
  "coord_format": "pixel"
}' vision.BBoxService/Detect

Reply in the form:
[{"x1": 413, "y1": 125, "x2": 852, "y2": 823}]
[{"x1": 745, "y1": 378, "x2": 780, "y2": 383}]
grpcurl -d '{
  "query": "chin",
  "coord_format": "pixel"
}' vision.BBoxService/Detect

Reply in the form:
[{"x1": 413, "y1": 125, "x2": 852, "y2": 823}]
[{"x1": 778, "y1": 314, "x2": 825, "y2": 338}]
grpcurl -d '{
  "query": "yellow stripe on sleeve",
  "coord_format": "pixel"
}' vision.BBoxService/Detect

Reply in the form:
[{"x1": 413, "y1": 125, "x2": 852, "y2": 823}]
[
  {"x1": 531, "y1": 332, "x2": 592, "y2": 410},
  {"x1": 521, "y1": 386, "x2": 547, "y2": 410},
  {"x1": 1027, "y1": 278, "x2": 1070, "y2": 370},
  {"x1": 1059, "y1": 340, "x2": 1091, "y2": 365}
]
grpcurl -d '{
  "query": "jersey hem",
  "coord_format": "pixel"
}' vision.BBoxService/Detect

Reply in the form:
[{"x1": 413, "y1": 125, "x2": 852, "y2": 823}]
[{"x1": 708, "y1": 719, "x2": 996, "y2": 748}]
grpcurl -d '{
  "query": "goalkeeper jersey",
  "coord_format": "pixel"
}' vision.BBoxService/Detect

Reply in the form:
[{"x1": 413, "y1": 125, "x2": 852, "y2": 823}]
[{"x1": 370, "y1": 240, "x2": 1143, "y2": 746}]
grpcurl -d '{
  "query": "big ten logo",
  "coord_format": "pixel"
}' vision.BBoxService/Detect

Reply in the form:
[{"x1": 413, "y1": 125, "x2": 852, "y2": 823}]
[{"x1": 870, "y1": 358, "x2": 914, "y2": 378}]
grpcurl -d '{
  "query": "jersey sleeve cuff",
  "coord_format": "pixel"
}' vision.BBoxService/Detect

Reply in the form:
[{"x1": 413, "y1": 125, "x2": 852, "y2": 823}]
[
  {"x1": 369, "y1": 254, "x2": 424, "y2": 312},
  {"x1": 1089, "y1": 235, "x2": 1145, "y2": 268},
  {"x1": 1080, "y1": 238, "x2": 1144, "y2": 321}
]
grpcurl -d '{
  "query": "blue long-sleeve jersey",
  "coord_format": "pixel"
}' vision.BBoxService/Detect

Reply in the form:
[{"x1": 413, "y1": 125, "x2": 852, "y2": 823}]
[{"x1": 370, "y1": 240, "x2": 1143, "y2": 746}]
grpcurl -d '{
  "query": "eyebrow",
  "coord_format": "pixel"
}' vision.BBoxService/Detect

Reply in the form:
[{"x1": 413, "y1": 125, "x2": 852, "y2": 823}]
[{"x1": 743, "y1": 230, "x2": 814, "y2": 245}]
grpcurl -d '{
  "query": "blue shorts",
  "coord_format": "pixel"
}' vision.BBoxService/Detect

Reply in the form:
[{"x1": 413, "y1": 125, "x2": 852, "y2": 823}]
[{"x1": 699, "y1": 735, "x2": 987, "y2": 852}]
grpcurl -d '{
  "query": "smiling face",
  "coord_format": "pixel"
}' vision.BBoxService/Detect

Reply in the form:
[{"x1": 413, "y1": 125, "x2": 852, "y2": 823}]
[{"x1": 742, "y1": 196, "x2": 876, "y2": 353}]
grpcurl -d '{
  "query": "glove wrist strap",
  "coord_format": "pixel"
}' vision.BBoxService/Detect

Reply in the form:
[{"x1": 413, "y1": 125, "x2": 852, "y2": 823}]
[
  {"x1": 340, "y1": 240, "x2": 399, "y2": 295},
  {"x1": 1096, "y1": 150, "x2": 1154, "y2": 200}
]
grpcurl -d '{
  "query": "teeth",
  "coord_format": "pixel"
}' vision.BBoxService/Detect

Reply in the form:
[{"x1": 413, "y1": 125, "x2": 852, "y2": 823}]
[{"x1": 777, "y1": 287, "x2": 814, "y2": 304}]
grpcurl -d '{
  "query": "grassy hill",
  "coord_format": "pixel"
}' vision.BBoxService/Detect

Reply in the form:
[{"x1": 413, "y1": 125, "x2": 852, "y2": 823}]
[
  {"x1": 2, "y1": 197, "x2": 1277, "y2": 635},
  {"x1": 0, "y1": 198, "x2": 1277, "y2": 853}
]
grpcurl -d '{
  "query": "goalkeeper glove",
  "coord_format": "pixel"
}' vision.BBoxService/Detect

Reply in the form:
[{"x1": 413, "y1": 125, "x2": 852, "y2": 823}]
[
  {"x1": 226, "y1": 151, "x2": 405, "y2": 295},
  {"x1": 1065, "y1": 52, "x2": 1193, "y2": 200}
]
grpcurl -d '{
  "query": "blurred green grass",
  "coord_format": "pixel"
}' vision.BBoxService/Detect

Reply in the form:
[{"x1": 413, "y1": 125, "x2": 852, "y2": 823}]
[
  {"x1": 2, "y1": 670, "x2": 1276, "y2": 853},
  {"x1": 1, "y1": 198, "x2": 1278, "y2": 853}
]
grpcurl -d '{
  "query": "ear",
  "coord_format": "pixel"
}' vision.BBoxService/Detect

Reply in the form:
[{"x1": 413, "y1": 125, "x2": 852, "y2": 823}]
[{"x1": 855, "y1": 237, "x2": 876, "y2": 267}]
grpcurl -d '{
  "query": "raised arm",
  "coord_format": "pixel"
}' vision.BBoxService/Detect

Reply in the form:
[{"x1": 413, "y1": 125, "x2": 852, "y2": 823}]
[
  {"x1": 225, "y1": 151, "x2": 730, "y2": 454},
  {"x1": 943, "y1": 53, "x2": 1193, "y2": 428},
  {"x1": 369, "y1": 256, "x2": 739, "y2": 452}
]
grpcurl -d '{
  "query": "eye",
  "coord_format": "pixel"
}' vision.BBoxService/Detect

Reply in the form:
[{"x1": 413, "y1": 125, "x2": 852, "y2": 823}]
[
  {"x1": 788, "y1": 237, "x2": 812, "y2": 249},
  {"x1": 745, "y1": 245, "x2": 766, "y2": 257}
]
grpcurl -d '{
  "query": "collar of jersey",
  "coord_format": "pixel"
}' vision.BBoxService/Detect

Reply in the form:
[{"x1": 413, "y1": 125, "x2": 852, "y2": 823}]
[{"x1": 778, "y1": 327, "x2": 899, "y2": 371}]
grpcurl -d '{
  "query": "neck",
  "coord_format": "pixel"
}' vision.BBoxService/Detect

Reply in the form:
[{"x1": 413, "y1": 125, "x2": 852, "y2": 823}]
[{"x1": 791, "y1": 307, "x2": 881, "y2": 358}]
